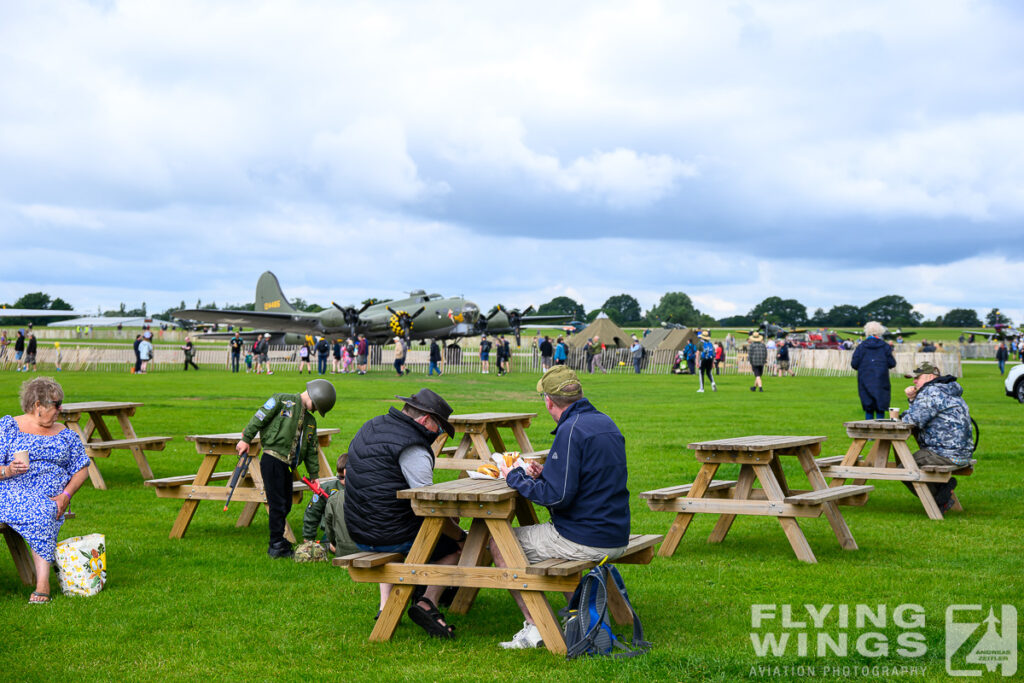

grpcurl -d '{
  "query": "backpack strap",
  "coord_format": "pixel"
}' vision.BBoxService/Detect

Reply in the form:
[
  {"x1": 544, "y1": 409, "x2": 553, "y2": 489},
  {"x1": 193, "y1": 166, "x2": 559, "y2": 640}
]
[{"x1": 605, "y1": 565, "x2": 651, "y2": 653}]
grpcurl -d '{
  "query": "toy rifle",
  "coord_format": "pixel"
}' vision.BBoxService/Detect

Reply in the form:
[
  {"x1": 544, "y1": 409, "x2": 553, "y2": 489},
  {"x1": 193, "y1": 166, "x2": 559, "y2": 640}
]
[
  {"x1": 302, "y1": 476, "x2": 332, "y2": 499},
  {"x1": 223, "y1": 453, "x2": 253, "y2": 511}
]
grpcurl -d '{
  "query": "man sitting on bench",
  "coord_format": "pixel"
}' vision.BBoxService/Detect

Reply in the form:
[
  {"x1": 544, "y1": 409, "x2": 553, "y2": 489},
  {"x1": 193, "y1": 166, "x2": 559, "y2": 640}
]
[
  {"x1": 896, "y1": 361, "x2": 974, "y2": 513},
  {"x1": 494, "y1": 366, "x2": 630, "y2": 650}
]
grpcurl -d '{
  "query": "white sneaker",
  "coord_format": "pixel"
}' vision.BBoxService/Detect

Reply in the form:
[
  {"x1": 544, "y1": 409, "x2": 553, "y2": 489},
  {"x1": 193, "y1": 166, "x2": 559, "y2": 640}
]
[
  {"x1": 696, "y1": 388, "x2": 704, "y2": 393},
  {"x1": 499, "y1": 621, "x2": 544, "y2": 649},
  {"x1": 712, "y1": 384, "x2": 717, "y2": 392}
]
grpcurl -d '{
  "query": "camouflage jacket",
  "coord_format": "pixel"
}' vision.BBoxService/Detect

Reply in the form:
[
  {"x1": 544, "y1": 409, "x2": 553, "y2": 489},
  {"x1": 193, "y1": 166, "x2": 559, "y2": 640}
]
[
  {"x1": 301, "y1": 477, "x2": 357, "y2": 555},
  {"x1": 241, "y1": 392, "x2": 320, "y2": 477},
  {"x1": 302, "y1": 476, "x2": 341, "y2": 540},
  {"x1": 901, "y1": 376, "x2": 974, "y2": 465}
]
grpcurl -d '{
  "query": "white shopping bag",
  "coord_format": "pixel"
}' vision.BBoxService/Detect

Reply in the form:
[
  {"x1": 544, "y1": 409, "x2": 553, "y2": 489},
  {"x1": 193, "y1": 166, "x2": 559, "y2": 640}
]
[{"x1": 55, "y1": 533, "x2": 107, "y2": 597}]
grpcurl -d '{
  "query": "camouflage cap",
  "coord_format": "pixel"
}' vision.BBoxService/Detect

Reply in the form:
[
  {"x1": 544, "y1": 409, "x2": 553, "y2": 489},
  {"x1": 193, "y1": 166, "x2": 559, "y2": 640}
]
[
  {"x1": 905, "y1": 361, "x2": 941, "y2": 378},
  {"x1": 293, "y1": 540, "x2": 328, "y2": 563},
  {"x1": 536, "y1": 365, "x2": 581, "y2": 397}
]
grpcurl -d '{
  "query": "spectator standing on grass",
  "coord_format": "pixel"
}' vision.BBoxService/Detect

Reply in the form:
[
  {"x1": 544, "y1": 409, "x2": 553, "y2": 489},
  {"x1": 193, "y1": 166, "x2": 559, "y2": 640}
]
[
  {"x1": 393, "y1": 337, "x2": 409, "y2": 376},
  {"x1": 298, "y1": 342, "x2": 311, "y2": 374},
  {"x1": 258, "y1": 333, "x2": 273, "y2": 375},
  {"x1": 138, "y1": 335, "x2": 153, "y2": 374},
  {"x1": 181, "y1": 337, "x2": 200, "y2": 371},
  {"x1": 356, "y1": 334, "x2": 369, "y2": 375},
  {"x1": 682, "y1": 337, "x2": 696, "y2": 375},
  {"x1": 776, "y1": 340, "x2": 792, "y2": 377},
  {"x1": 747, "y1": 332, "x2": 767, "y2": 392},
  {"x1": 496, "y1": 335, "x2": 510, "y2": 376},
  {"x1": 479, "y1": 335, "x2": 492, "y2": 374},
  {"x1": 996, "y1": 342, "x2": 1008, "y2": 375},
  {"x1": 14, "y1": 330, "x2": 26, "y2": 372},
  {"x1": 850, "y1": 321, "x2": 896, "y2": 420},
  {"x1": 696, "y1": 331, "x2": 717, "y2": 393},
  {"x1": 25, "y1": 334, "x2": 38, "y2": 372},
  {"x1": 0, "y1": 331, "x2": 7, "y2": 360},
  {"x1": 539, "y1": 335, "x2": 553, "y2": 371},
  {"x1": 629, "y1": 335, "x2": 643, "y2": 374},
  {"x1": 714, "y1": 341, "x2": 725, "y2": 375},
  {"x1": 229, "y1": 332, "x2": 243, "y2": 373},
  {"x1": 132, "y1": 334, "x2": 143, "y2": 374},
  {"x1": 428, "y1": 339, "x2": 443, "y2": 377},
  {"x1": 315, "y1": 336, "x2": 331, "y2": 375},
  {"x1": 554, "y1": 336, "x2": 568, "y2": 366}
]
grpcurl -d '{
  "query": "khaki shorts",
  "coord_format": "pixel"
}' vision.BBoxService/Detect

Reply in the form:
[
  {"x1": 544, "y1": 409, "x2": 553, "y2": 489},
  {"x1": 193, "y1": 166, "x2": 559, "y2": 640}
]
[{"x1": 513, "y1": 522, "x2": 626, "y2": 564}]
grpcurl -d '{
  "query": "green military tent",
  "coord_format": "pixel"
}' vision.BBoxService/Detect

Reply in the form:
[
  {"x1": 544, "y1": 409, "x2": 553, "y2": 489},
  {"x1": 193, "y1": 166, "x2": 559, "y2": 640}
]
[{"x1": 565, "y1": 316, "x2": 631, "y2": 349}]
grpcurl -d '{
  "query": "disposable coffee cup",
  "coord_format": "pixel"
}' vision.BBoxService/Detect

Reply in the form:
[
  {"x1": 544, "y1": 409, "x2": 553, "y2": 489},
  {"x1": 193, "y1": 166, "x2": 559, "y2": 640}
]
[
  {"x1": 522, "y1": 453, "x2": 547, "y2": 465},
  {"x1": 888, "y1": 408, "x2": 900, "y2": 420},
  {"x1": 12, "y1": 450, "x2": 29, "y2": 466}
]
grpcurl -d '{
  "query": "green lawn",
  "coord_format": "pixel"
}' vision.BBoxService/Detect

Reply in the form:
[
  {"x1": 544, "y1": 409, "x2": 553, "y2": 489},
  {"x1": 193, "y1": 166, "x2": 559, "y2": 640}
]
[{"x1": 1, "y1": 365, "x2": 1020, "y2": 682}]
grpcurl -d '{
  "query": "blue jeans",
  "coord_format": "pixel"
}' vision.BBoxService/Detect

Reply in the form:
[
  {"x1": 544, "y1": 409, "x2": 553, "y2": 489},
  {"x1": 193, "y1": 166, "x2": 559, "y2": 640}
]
[
  {"x1": 318, "y1": 355, "x2": 328, "y2": 374},
  {"x1": 428, "y1": 361, "x2": 441, "y2": 376}
]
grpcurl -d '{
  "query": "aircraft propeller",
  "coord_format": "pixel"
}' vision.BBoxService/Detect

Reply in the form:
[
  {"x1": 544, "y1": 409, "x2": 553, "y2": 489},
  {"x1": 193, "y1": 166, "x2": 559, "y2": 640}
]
[
  {"x1": 387, "y1": 305, "x2": 426, "y2": 341},
  {"x1": 332, "y1": 300, "x2": 375, "y2": 338},
  {"x1": 497, "y1": 304, "x2": 535, "y2": 346}
]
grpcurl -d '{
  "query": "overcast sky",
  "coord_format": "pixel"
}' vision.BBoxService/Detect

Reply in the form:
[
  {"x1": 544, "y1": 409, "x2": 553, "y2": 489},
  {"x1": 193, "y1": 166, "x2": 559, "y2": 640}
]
[{"x1": 1, "y1": 0, "x2": 1021, "y2": 324}]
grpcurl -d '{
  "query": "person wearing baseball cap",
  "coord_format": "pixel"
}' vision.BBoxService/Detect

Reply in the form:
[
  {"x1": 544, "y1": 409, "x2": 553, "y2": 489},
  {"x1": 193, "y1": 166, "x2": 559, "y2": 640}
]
[
  {"x1": 343, "y1": 388, "x2": 462, "y2": 639},
  {"x1": 492, "y1": 365, "x2": 630, "y2": 649},
  {"x1": 895, "y1": 361, "x2": 974, "y2": 514}
]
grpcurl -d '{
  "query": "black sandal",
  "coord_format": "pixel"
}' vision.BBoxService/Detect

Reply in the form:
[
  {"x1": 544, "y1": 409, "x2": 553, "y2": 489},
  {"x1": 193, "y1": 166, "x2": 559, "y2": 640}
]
[{"x1": 407, "y1": 597, "x2": 455, "y2": 639}]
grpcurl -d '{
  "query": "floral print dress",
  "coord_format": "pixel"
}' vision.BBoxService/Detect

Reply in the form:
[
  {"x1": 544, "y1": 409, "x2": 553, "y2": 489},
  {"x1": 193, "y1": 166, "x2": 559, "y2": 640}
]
[{"x1": 0, "y1": 415, "x2": 89, "y2": 562}]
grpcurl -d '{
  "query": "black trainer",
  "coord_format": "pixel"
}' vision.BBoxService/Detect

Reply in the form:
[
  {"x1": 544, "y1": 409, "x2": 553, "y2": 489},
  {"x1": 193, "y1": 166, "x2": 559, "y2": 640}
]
[{"x1": 268, "y1": 543, "x2": 295, "y2": 559}]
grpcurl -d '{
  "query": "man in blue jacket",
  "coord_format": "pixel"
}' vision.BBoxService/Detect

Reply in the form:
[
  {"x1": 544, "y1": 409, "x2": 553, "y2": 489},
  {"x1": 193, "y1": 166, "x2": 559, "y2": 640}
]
[{"x1": 494, "y1": 365, "x2": 630, "y2": 649}]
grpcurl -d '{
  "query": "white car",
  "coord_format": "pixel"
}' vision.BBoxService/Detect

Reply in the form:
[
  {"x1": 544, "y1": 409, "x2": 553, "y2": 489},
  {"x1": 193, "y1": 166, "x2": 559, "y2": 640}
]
[{"x1": 1006, "y1": 363, "x2": 1024, "y2": 403}]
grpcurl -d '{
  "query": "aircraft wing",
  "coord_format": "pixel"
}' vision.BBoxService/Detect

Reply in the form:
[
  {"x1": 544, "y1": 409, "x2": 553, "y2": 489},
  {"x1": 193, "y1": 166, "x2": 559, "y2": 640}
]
[
  {"x1": 173, "y1": 308, "x2": 322, "y2": 333},
  {"x1": 961, "y1": 329, "x2": 996, "y2": 340},
  {"x1": 0, "y1": 308, "x2": 84, "y2": 317},
  {"x1": 521, "y1": 314, "x2": 573, "y2": 324}
]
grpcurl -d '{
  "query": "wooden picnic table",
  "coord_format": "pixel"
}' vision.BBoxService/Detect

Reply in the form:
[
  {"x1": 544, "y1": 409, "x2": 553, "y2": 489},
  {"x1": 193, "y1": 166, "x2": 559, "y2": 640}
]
[
  {"x1": 2, "y1": 513, "x2": 75, "y2": 585},
  {"x1": 640, "y1": 435, "x2": 872, "y2": 563},
  {"x1": 59, "y1": 401, "x2": 172, "y2": 490},
  {"x1": 817, "y1": 420, "x2": 974, "y2": 520},
  {"x1": 335, "y1": 477, "x2": 661, "y2": 655},
  {"x1": 430, "y1": 412, "x2": 541, "y2": 471},
  {"x1": 144, "y1": 428, "x2": 339, "y2": 540}
]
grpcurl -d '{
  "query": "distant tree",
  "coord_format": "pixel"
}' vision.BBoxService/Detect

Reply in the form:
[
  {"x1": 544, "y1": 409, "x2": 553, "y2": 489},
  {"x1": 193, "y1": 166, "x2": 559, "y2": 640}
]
[
  {"x1": 50, "y1": 297, "x2": 74, "y2": 311},
  {"x1": 289, "y1": 298, "x2": 325, "y2": 313},
  {"x1": 645, "y1": 292, "x2": 714, "y2": 327},
  {"x1": 818, "y1": 304, "x2": 862, "y2": 327},
  {"x1": 942, "y1": 308, "x2": 981, "y2": 327},
  {"x1": 586, "y1": 309, "x2": 602, "y2": 323},
  {"x1": 986, "y1": 308, "x2": 1012, "y2": 326},
  {"x1": 859, "y1": 295, "x2": 922, "y2": 327},
  {"x1": 13, "y1": 292, "x2": 52, "y2": 310},
  {"x1": 537, "y1": 296, "x2": 586, "y2": 320},
  {"x1": 747, "y1": 296, "x2": 808, "y2": 327},
  {"x1": 717, "y1": 314, "x2": 752, "y2": 327},
  {"x1": 600, "y1": 294, "x2": 641, "y2": 326}
]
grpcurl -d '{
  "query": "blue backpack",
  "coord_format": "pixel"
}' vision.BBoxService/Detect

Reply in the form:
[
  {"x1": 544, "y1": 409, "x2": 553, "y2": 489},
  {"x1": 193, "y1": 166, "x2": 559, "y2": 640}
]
[{"x1": 562, "y1": 561, "x2": 650, "y2": 659}]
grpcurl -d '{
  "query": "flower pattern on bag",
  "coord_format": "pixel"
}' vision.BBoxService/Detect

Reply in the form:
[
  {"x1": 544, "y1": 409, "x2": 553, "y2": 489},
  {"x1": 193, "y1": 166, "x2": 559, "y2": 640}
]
[{"x1": 55, "y1": 533, "x2": 106, "y2": 596}]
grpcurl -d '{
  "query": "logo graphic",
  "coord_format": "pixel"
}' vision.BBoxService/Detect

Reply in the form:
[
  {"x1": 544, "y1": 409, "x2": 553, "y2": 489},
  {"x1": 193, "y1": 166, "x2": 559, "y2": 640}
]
[{"x1": 946, "y1": 605, "x2": 1017, "y2": 677}]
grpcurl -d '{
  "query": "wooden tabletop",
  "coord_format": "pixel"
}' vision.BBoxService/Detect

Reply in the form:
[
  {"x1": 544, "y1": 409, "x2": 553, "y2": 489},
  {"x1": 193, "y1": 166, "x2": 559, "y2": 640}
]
[
  {"x1": 185, "y1": 428, "x2": 341, "y2": 445},
  {"x1": 60, "y1": 401, "x2": 143, "y2": 415},
  {"x1": 687, "y1": 435, "x2": 828, "y2": 451},
  {"x1": 447, "y1": 412, "x2": 537, "y2": 424},
  {"x1": 843, "y1": 419, "x2": 912, "y2": 433},
  {"x1": 397, "y1": 477, "x2": 517, "y2": 503}
]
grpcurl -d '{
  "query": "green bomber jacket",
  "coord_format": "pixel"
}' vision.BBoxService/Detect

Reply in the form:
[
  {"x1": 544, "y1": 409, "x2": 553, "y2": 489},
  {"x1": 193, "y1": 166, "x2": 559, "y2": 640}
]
[{"x1": 241, "y1": 392, "x2": 319, "y2": 478}]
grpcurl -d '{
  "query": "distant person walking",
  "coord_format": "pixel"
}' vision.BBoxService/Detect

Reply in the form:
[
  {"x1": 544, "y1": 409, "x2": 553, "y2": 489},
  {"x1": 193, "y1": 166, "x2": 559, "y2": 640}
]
[
  {"x1": 257, "y1": 333, "x2": 273, "y2": 375},
  {"x1": 25, "y1": 334, "x2": 38, "y2": 372},
  {"x1": 539, "y1": 335, "x2": 553, "y2": 371},
  {"x1": 696, "y1": 332, "x2": 717, "y2": 393},
  {"x1": 850, "y1": 321, "x2": 896, "y2": 419},
  {"x1": 747, "y1": 332, "x2": 767, "y2": 392},
  {"x1": 775, "y1": 340, "x2": 792, "y2": 377},
  {"x1": 682, "y1": 338, "x2": 696, "y2": 375},
  {"x1": 393, "y1": 336, "x2": 408, "y2": 376},
  {"x1": 629, "y1": 336, "x2": 643, "y2": 374},
  {"x1": 229, "y1": 332, "x2": 244, "y2": 373},
  {"x1": 714, "y1": 341, "x2": 725, "y2": 375},
  {"x1": 356, "y1": 334, "x2": 369, "y2": 375},
  {"x1": 996, "y1": 342, "x2": 1009, "y2": 375},
  {"x1": 590, "y1": 336, "x2": 607, "y2": 374},
  {"x1": 138, "y1": 335, "x2": 153, "y2": 374},
  {"x1": 14, "y1": 330, "x2": 26, "y2": 372},
  {"x1": 0, "y1": 331, "x2": 7, "y2": 360},
  {"x1": 479, "y1": 335, "x2": 492, "y2": 374},
  {"x1": 496, "y1": 335, "x2": 510, "y2": 376},
  {"x1": 133, "y1": 334, "x2": 143, "y2": 374},
  {"x1": 428, "y1": 339, "x2": 443, "y2": 376},
  {"x1": 297, "y1": 342, "x2": 311, "y2": 374},
  {"x1": 553, "y1": 337, "x2": 568, "y2": 366},
  {"x1": 315, "y1": 336, "x2": 331, "y2": 375},
  {"x1": 181, "y1": 337, "x2": 200, "y2": 371}
]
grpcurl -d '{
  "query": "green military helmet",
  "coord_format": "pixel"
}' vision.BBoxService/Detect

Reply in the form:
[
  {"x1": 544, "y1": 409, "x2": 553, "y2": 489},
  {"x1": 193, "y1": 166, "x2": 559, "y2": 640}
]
[
  {"x1": 293, "y1": 540, "x2": 328, "y2": 563},
  {"x1": 306, "y1": 379, "x2": 336, "y2": 416}
]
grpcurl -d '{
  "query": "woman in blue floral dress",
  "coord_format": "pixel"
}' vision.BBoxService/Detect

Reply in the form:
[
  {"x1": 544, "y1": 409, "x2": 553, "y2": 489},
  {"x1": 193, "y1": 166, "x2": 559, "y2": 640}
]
[{"x1": 0, "y1": 377, "x2": 90, "y2": 603}]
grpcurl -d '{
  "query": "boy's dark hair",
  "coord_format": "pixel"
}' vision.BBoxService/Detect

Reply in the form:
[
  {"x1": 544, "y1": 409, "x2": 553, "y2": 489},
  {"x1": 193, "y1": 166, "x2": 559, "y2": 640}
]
[{"x1": 336, "y1": 452, "x2": 349, "y2": 474}]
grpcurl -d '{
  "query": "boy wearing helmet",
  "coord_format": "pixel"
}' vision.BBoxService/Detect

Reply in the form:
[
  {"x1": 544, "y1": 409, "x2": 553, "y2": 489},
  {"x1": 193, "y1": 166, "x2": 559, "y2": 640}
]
[{"x1": 236, "y1": 378, "x2": 337, "y2": 558}]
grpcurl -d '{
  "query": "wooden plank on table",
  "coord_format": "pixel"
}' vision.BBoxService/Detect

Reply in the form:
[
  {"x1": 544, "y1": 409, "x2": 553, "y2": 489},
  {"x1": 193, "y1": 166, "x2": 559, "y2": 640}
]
[
  {"x1": 688, "y1": 435, "x2": 827, "y2": 451},
  {"x1": 694, "y1": 450, "x2": 777, "y2": 465},
  {"x1": 410, "y1": 498, "x2": 516, "y2": 520},
  {"x1": 657, "y1": 462, "x2": 718, "y2": 557},
  {"x1": 708, "y1": 465, "x2": 757, "y2": 543},
  {"x1": 639, "y1": 480, "x2": 737, "y2": 500},
  {"x1": 820, "y1": 466, "x2": 951, "y2": 483},
  {"x1": 785, "y1": 485, "x2": 875, "y2": 505},
  {"x1": 647, "y1": 497, "x2": 823, "y2": 518}
]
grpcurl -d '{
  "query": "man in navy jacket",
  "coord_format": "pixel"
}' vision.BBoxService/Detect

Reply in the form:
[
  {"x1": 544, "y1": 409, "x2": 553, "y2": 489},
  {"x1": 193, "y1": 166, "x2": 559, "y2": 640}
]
[{"x1": 494, "y1": 365, "x2": 630, "y2": 649}]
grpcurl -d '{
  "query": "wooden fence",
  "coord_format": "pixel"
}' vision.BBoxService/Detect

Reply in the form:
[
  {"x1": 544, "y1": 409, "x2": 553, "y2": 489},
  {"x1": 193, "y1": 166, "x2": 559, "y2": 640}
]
[{"x1": 0, "y1": 343, "x2": 962, "y2": 378}]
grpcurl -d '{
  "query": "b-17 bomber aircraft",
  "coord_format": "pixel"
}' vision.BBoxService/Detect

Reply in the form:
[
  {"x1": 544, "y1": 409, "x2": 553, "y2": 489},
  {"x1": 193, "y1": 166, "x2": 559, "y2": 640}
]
[{"x1": 174, "y1": 272, "x2": 481, "y2": 344}]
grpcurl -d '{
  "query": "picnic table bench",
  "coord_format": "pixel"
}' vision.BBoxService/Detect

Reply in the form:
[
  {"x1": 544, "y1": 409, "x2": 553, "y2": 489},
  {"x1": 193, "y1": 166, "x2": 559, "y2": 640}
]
[
  {"x1": 59, "y1": 401, "x2": 172, "y2": 490},
  {"x1": 145, "y1": 428, "x2": 339, "y2": 540},
  {"x1": 640, "y1": 435, "x2": 871, "y2": 563},
  {"x1": 430, "y1": 412, "x2": 538, "y2": 471},
  {"x1": 2, "y1": 512, "x2": 75, "y2": 585},
  {"x1": 818, "y1": 419, "x2": 974, "y2": 519},
  {"x1": 334, "y1": 477, "x2": 660, "y2": 655}
]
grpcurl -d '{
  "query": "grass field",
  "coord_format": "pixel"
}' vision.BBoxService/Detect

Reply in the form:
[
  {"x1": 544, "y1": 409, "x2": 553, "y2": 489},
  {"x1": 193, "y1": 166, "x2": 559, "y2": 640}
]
[{"x1": 1, "y1": 363, "x2": 1021, "y2": 682}]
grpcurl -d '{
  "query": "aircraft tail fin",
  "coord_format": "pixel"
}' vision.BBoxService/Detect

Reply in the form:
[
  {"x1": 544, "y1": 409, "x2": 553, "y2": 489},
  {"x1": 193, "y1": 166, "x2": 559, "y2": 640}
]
[{"x1": 254, "y1": 271, "x2": 298, "y2": 314}]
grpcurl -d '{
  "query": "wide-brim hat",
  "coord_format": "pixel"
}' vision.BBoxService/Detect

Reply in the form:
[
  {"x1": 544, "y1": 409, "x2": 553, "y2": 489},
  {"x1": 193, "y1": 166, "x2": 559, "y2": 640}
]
[
  {"x1": 396, "y1": 389, "x2": 454, "y2": 437},
  {"x1": 749, "y1": 332, "x2": 763, "y2": 342},
  {"x1": 699, "y1": 331, "x2": 711, "y2": 340}
]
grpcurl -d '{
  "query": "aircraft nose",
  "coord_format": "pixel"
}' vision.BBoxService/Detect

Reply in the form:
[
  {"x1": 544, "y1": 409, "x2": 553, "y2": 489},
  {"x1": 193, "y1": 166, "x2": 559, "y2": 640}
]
[{"x1": 462, "y1": 302, "x2": 479, "y2": 322}]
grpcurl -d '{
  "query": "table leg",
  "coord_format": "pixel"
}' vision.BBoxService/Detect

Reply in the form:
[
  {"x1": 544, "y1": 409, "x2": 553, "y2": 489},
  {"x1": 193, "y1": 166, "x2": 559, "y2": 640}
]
[
  {"x1": 89, "y1": 414, "x2": 116, "y2": 441},
  {"x1": 236, "y1": 503, "x2": 259, "y2": 528},
  {"x1": 829, "y1": 438, "x2": 867, "y2": 488},
  {"x1": 452, "y1": 436, "x2": 473, "y2": 460},
  {"x1": 65, "y1": 420, "x2": 107, "y2": 490},
  {"x1": 892, "y1": 441, "x2": 944, "y2": 520},
  {"x1": 370, "y1": 517, "x2": 444, "y2": 642},
  {"x1": 430, "y1": 433, "x2": 448, "y2": 457},
  {"x1": 659, "y1": 463, "x2": 719, "y2": 557},
  {"x1": 486, "y1": 518, "x2": 566, "y2": 655},
  {"x1": 510, "y1": 422, "x2": 533, "y2": 453},
  {"x1": 114, "y1": 411, "x2": 155, "y2": 480},
  {"x1": 2, "y1": 525, "x2": 35, "y2": 585},
  {"x1": 449, "y1": 519, "x2": 491, "y2": 615},
  {"x1": 485, "y1": 424, "x2": 508, "y2": 454},
  {"x1": 795, "y1": 447, "x2": 857, "y2": 550},
  {"x1": 469, "y1": 432, "x2": 492, "y2": 461},
  {"x1": 753, "y1": 464, "x2": 816, "y2": 563},
  {"x1": 708, "y1": 465, "x2": 755, "y2": 543},
  {"x1": 515, "y1": 496, "x2": 540, "y2": 526},
  {"x1": 768, "y1": 456, "x2": 791, "y2": 496},
  {"x1": 170, "y1": 454, "x2": 219, "y2": 539}
]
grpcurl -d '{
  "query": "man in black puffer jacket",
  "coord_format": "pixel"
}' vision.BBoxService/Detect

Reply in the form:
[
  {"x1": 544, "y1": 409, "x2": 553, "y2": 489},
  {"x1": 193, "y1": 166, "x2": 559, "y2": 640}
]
[{"x1": 344, "y1": 388, "x2": 464, "y2": 639}]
